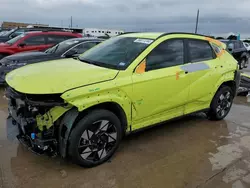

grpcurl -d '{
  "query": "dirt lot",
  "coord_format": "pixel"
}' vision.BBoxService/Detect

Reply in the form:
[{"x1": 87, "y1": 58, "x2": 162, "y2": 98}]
[{"x1": 1, "y1": 70, "x2": 250, "y2": 188}]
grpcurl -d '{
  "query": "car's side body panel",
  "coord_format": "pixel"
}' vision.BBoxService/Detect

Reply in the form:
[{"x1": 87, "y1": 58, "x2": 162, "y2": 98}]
[
  {"x1": 61, "y1": 34, "x2": 238, "y2": 132},
  {"x1": 5, "y1": 32, "x2": 240, "y2": 161}
]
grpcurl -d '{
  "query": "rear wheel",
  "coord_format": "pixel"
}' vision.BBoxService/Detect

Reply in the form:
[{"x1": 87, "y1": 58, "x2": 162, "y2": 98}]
[
  {"x1": 68, "y1": 109, "x2": 122, "y2": 167},
  {"x1": 207, "y1": 86, "x2": 234, "y2": 120}
]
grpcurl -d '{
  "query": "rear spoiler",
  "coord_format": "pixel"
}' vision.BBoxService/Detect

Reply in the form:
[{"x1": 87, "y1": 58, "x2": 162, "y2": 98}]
[{"x1": 205, "y1": 37, "x2": 227, "y2": 50}]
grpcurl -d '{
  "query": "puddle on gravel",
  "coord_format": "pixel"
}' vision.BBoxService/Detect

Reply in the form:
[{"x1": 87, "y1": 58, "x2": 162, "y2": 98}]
[{"x1": 0, "y1": 87, "x2": 250, "y2": 188}]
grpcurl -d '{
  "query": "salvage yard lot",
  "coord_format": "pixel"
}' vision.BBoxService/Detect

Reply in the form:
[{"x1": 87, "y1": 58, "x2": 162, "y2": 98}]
[{"x1": 0, "y1": 68, "x2": 250, "y2": 188}]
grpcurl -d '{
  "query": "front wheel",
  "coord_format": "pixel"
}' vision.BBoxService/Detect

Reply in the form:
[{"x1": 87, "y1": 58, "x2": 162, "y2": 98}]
[
  {"x1": 68, "y1": 109, "x2": 122, "y2": 167},
  {"x1": 207, "y1": 86, "x2": 234, "y2": 120}
]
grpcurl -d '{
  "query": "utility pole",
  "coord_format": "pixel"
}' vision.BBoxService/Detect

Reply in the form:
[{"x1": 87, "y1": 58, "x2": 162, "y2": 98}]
[
  {"x1": 195, "y1": 9, "x2": 199, "y2": 34},
  {"x1": 70, "y1": 16, "x2": 73, "y2": 28}
]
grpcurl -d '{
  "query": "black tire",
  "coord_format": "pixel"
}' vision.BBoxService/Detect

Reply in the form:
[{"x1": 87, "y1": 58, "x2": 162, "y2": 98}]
[
  {"x1": 68, "y1": 109, "x2": 122, "y2": 167},
  {"x1": 207, "y1": 86, "x2": 234, "y2": 121}
]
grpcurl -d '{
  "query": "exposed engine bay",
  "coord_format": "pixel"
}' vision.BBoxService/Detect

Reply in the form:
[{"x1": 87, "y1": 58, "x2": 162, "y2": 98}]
[
  {"x1": 6, "y1": 87, "x2": 72, "y2": 156},
  {"x1": 238, "y1": 73, "x2": 250, "y2": 96}
]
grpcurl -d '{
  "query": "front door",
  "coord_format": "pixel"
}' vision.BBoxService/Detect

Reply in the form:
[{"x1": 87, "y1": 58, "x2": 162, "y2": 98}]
[{"x1": 131, "y1": 39, "x2": 190, "y2": 130}]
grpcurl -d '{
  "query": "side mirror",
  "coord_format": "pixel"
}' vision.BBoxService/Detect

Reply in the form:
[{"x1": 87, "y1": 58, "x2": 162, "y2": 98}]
[
  {"x1": 65, "y1": 49, "x2": 78, "y2": 58},
  {"x1": 18, "y1": 43, "x2": 26, "y2": 47}
]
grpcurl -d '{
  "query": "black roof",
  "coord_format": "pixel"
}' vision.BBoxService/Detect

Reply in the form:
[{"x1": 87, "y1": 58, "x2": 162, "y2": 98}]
[{"x1": 64, "y1": 37, "x2": 104, "y2": 42}]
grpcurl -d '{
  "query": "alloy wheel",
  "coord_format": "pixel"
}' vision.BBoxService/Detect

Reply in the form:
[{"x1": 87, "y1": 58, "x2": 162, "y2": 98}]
[
  {"x1": 78, "y1": 120, "x2": 117, "y2": 162},
  {"x1": 216, "y1": 91, "x2": 232, "y2": 118}
]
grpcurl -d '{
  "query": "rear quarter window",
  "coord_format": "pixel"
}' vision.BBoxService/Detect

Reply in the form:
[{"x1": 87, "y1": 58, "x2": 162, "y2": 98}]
[
  {"x1": 211, "y1": 43, "x2": 222, "y2": 54},
  {"x1": 188, "y1": 39, "x2": 215, "y2": 62}
]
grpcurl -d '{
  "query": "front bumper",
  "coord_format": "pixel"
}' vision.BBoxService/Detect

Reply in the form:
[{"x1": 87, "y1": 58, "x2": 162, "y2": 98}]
[
  {"x1": 0, "y1": 67, "x2": 13, "y2": 84},
  {"x1": 7, "y1": 116, "x2": 57, "y2": 156},
  {"x1": 7, "y1": 91, "x2": 58, "y2": 156}
]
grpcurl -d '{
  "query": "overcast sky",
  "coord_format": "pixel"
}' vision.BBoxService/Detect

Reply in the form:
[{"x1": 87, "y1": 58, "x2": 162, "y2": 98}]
[{"x1": 1, "y1": 0, "x2": 250, "y2": 36}]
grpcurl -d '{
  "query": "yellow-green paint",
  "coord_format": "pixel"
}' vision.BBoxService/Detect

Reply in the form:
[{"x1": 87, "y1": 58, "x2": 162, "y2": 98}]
[
  {"x1": 5, "y1": 58, "x2": 118, "y2": 94},
  {"x1": 36, "y1": 105, "x2": 72, "y2": 130},
  {"x1": 6, "y1": 33, "x2": 238, "y2": 132}
]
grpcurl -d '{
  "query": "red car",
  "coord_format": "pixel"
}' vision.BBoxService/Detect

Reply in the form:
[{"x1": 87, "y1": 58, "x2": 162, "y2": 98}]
[{"x1": 0, "y1": 31, "x2": 82, "y2": 59}]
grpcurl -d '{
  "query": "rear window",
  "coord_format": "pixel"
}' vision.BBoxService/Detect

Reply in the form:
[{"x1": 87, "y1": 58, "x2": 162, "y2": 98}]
[
  {"x1": 211, "y1": 43, "x2": 222, "y2": 54},
  {"x1": 188, "y1": 39, "x2": 215, "y2": 62}
]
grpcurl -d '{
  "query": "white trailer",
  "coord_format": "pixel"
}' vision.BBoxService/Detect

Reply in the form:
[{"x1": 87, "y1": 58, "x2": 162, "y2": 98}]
[{"x1": 83, "y1": 28, "x2": 124, "y2": 37}]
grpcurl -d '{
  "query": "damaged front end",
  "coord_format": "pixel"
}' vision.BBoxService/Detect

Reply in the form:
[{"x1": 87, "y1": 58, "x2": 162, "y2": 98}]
[{"x1": 6, "y1": 87, "x2": 72, "y2": 156}]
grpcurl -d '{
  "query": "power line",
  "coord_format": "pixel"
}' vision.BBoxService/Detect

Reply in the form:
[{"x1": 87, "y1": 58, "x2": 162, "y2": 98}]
[{"x1": 195, "y1": 9, "x2": 199, "y2": 34}]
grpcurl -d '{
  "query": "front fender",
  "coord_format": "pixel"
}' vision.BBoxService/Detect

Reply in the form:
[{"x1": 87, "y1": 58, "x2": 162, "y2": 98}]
[{"x1": 61, "y1": 84, "x2": 132, "y2": 126}]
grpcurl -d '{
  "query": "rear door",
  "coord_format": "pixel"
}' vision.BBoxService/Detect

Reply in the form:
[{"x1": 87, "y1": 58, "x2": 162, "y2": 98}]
[
  {"x1": 231, "y1": 41, "x2": 242, "y2": 61},
  {"x1": 184, "y1": 39, "x2": 222, "y2": 114},
  {"x1": 16, "y1": 34, "x2": 47, "y2": 52}
]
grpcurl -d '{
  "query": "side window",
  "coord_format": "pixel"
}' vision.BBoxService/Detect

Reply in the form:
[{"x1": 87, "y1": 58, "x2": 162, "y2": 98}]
[
  {"x1": 23, "y1": 35, "x2": 46, "y2": 45},
  {"x1": 227, "y1": 41, "x2": 235, "y2": 49},
  {"x1": 47, "y1": 35, "x2": 71, "y2": 44},
  {"x1": 188, "y1": 39, "x2": 214, "y2": 62},
  {"x1": 71, "y1": 42, "x2": 100, "y2": 54},
  {"x1": 146, "y1": 39, "x2": 184, "y2": 71}
]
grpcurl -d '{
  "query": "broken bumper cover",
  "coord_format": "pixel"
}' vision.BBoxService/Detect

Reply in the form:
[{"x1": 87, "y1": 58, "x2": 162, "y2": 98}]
[
  {"x1": 7, "y1": 97, "x2": 58, "y2": 156},
  {"x1": 8, "y1": 108, "x2": 57, "y2": 156}
]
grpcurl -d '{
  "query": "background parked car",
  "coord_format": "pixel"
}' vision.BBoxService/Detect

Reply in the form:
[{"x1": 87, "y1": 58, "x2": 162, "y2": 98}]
[
  {"x1": 243, "y1": 42, "x2": 250, "y2": 52},
  {"x1": 0, "y1": 27, "x2": 78, "y2": 43},
  {"x1": 0, "y1": 31, "x2": 82, "y2": 60},
  {"x1": 0, "y1": 37, "x2": 103, "y2": 84},
  {"x1": 220, "y1": 39, "x2": 249, "y2": 69}
]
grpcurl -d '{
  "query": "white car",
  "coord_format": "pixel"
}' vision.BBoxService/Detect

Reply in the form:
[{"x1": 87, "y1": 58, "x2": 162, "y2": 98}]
[{"x1": 243, "y1": 42, "x2": 250, "y2": 51}]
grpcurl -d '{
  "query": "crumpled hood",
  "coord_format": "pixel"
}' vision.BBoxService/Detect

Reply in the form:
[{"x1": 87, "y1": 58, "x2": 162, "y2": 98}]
[{"x1": 6, "y1": 58, "x2": 119, "y2": 94}]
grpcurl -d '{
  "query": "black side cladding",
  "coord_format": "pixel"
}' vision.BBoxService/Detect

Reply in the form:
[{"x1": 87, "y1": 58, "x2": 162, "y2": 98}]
[{"x1": 240, "y1": 74, "x2": 250, "y2": 88}]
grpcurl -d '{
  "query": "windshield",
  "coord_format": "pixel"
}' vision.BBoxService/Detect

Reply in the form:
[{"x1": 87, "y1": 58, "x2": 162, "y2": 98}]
[
  {"x1": 1, "y1": 29, "x2": 15, "y2": 36},
  {"x1": 79, "y1": 37, "x2": 153, "y2": 70},
  {"x1": 5, "y1": 34, "x2": 25, "y2": 45},
  {"x1": 45, "y1": 39, "x2": 80, "y2": 54},
  {"x1": 0, "y1": 31, "x2": 7, "y2": 36}
]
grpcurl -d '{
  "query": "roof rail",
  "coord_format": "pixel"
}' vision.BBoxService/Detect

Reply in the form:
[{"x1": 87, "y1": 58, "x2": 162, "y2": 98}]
[{"x1": 156, "y1": 32, "x2": 211, "y2": 40}]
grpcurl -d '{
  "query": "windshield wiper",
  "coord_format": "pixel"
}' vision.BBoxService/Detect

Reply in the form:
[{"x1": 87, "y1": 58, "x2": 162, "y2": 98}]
[
  {"x1": 79, "y1": 58, "x2": 119, "y2": 70},
  {"x1": 78, "y1": 58, "x2": 103, "y2": 66}
]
